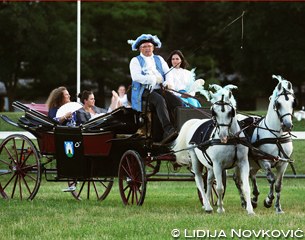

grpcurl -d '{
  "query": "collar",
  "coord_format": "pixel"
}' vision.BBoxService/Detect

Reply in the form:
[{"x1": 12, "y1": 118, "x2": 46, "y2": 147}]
[{"x1": 140, "y1": 53, "x2": 154, "y2": 59}]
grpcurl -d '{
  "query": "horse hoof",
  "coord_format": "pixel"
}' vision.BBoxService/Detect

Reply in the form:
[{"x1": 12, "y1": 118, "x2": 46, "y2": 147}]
[
  {"x1": 251, "y1": 200, "x2": 258, "y2": 209},
  {"x1": 205, "y1": 210, "x2": 213, "y2": 214},
  {"x1": 217, "y1": 209, "x2": 225, "y2": 214},
  {"x1": 264, "y1": 199, "x2": 272, "y2": 208},
  {"x1": 241, "y1": 202, "x2": 246, "y2": 209},
  {"x1": 248, "y1": 211, "x2": 255, "y2": 215},
  {"x1": 276, "y1": 210, "x2": 285, "y2": 214}
]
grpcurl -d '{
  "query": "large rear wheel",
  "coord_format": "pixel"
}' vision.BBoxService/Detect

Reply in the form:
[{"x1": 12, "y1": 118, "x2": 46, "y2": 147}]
[
  {"x1": 0, "y1": 134, "x2": 41, "y2": 200},
  {"x1": 118, "y1": 150, "x2": 146, "y2": 206}
]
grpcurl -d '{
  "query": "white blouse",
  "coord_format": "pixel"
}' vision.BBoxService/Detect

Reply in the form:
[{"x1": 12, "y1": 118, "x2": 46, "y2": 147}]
[{"x1": 164, "y1": 68, "x2": 195, "y2": 96}]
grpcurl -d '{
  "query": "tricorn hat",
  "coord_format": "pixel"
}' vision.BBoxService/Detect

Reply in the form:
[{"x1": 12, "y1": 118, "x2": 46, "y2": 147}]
[{"x1": 127, "y1": 34, "x2": 162, "y2": 51}]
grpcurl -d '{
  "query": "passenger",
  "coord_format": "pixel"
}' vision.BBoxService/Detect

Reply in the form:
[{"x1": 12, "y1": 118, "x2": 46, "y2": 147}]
[
  {"x1": 76, "y1": 90, "x2": 107, "y2": 124},
  {"x1": 165, "y1": 50, "x2": 202, "y2": 108},
  {"x1": 117, "y1": 84, "x2": 130, "y2": 108},
  {"x1": 128, "y1": 34, "x2": 183, "y2": 143},
  {"x1": 46, "y1": 86, "x2": 77, "y2": 126},
  {"x1": 76, "y1": 90, "x2": 121, "y2": 124}
]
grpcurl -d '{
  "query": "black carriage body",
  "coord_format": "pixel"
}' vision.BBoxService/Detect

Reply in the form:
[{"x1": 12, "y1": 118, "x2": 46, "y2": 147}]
[
  {"x1": 3, "y1": 102, "x2": 146, "y2": 179},
  {"x1": 52, "y1": 126, "x2": 146, "y2": 179}
]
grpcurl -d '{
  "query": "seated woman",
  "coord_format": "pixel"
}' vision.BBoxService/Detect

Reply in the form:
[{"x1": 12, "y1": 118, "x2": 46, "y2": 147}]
[
  {"x1": 76, "y1": 90, "x2": 107, "y2": 124},
  {"x1": 76, "y1": 90, "x2": 121, "y2": 124},
  {"x1": 165, "y1": 50, "x2": 202, "y2": 108},
  {"x1": 46, "y1": 86, "x2": 77, "y2": 126},
  {"x1": 117, "y1": 84, "x2": 131, "y2": 108}
]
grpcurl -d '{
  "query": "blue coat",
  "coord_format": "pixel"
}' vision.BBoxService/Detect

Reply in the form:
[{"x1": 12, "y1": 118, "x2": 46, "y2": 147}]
[{"x1": 131, "y1": 55, "x2": 164, "y2": 112}]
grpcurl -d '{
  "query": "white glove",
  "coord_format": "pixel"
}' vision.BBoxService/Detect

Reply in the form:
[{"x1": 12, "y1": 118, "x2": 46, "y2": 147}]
[{"x1": 156, "y1": 76, "x2": 163, "y2": 84}]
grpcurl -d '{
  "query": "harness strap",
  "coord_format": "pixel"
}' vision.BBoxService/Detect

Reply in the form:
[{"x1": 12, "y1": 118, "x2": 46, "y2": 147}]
[
  {"x1": 253, "y1": 136, "x2": 292, "y2": 148},
  {"x1": 198, "y1": 137, "x2": 247, "y2": 168}
]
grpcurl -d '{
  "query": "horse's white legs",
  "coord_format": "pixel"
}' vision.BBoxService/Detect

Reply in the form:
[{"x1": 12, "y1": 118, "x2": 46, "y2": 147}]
[
  {"x1": 274, "y1": 163, "x2": 288, "y2": 214},
  {"x1": 237, "y1": 160, "x2": 255, "y2": 215},
  {"x1": 206, "y1": 168, "x2": 215, "y2": 205},
  {"x1": 213, "y1": 165, "x2": 225, "y2": 213},
  {"x1": 190, "y1": 151, "x2": 213, "y2": 213},
  {"x1": 233, "y1": 170, "x2": 246, "y2": 208},
  {"x1": 249, "y1": 167, "x2": 260, "y2": 209},
  {"x1": 264, "y1": 165, "x2": 276, "y2": 209}
]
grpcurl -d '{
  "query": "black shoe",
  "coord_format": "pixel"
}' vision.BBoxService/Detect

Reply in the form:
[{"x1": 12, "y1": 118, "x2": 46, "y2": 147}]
[{"x1": 161, "y1": 129, "x2": 178, "y2": 144}]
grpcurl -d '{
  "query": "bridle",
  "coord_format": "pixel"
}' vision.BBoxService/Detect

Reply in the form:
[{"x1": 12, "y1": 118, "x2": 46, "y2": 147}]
[
  {"x1": 211, "y1": 95, "x2": 235, "y2": 130},
  {"x1": 272, "y1": 88, "x2": 296, "y2": 127}
]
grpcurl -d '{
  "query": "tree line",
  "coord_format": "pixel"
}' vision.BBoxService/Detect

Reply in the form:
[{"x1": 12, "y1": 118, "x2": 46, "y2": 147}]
[{"x1": 1, "y1": 2, "x2": 304, "y2": 110}]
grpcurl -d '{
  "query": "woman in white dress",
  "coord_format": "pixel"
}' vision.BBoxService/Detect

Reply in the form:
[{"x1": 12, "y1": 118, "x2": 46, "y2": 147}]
[
  {"x1": 165, "y1": 50, "x2": 201, "y2": 107},
  {"x1": 117, "y1": 84, "x2": 130, "y2": 108}
]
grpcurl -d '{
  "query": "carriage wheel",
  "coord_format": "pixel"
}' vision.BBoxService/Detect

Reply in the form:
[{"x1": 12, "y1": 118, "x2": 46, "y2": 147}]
[
  {"x1": 67, "y1": 178, "x2": 114, "y2": 201},
  {"x1": 0, "y1": 134, "x2": 41, "y2": 200},
  {"x1": 198, "y1": 169, "x2": 227, "y2": 206},
  {"x1": 118, "y1": 150, "x2": 146, "y2": 206}
]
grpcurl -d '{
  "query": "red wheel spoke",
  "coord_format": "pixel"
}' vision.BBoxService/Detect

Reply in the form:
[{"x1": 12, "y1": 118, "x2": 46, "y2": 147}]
[
  {"x1": 3, "y1": 145, "x2": 17, "y2": 165},
  {"x1": 11, "y1": 174, "x2": 18, "y2": 198},
  {"x1": 92, "y1": 181, "x2": 99, "y2": 199},
  {"x1": 0, "y1": 158, "x2": 14, "y2": 167},
  {"x1": 19, "y1": 139, "x2": 26, "y2": 164},
  {"x1": 20, "y1": 150, "x2": 34, "y2": 168},
  {"x1": 18, "y1": 175, "x2": 23, "y2": 200},
  {"x1": 3, "y1": 173, "x2": 16, "y2": 190},
  {"x1": 0, "y1": 170, "x2": 13, "y2": 177},
  {"x1": 22, "y1": 175, "x2": 33, "y2": 195},
  {"x1": 23, "y1": 171, "x2": 37, "y2": 182}
]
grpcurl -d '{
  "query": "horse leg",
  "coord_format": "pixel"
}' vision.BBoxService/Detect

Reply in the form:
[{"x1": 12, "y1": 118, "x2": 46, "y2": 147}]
[
  {"x1": 249, "y1": 168, "x2": 260, "y2": 209},
  {"x1": 190, "y1": 151, "x2": 213, "y2": 213},
  {"x1": 274, "y1": 164, "x2": 287, "y2": 214},
  {"x1": 264, "y1": 168, "x2": 275, "y2": 208},
  {"x1": 206, "y1": 168, "x2": 215, "y2": 205},
  {"x1": 237, "y1": 161, "x2": 255, "y2": 215},
  {"x1": 213, "y1": 166, "x2": 225, "y2": 214},
  {"x1": 233, "y1": 170, "x2": 246, "y2": 209}
]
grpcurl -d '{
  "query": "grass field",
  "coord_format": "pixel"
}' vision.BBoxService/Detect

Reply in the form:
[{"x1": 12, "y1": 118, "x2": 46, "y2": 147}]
[{"x1": 0, "y1": 178, "x2": 304, "y2": 240}]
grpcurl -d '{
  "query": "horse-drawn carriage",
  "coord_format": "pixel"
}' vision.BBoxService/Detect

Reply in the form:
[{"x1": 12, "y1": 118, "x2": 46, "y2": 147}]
[
  {"x1": 0, "y1": 75, "x2": 296, "y2": 214},
  {"x1": 0, "y1": 100, "x2": 212, "y2": 205}
]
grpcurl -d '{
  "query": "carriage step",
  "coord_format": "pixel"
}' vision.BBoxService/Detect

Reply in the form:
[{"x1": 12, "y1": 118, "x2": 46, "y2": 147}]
[{"x1": 62, "y1": 186, "x2": 76, "y2": 192}]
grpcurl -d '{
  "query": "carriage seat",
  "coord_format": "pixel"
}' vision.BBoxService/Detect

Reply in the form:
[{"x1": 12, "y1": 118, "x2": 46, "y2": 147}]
[{"x1": 81, "y1": 106, "x2": 143, "y2": 134}]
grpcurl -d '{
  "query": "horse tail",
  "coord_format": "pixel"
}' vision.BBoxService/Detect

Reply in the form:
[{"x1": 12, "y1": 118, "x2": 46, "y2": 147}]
[{"x1": 173, "y1": 119, "x2": 199, "y2": 165}]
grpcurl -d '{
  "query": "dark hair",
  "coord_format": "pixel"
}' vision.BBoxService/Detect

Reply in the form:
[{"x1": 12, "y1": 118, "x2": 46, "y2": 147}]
[
  {"x1": 117, "y1": 84, "x2": 126, "y2": 91},
  {"x1": 166, "y1": 50, "x2": 189, "y2": 69},
  {"x1": 78, "y1": 90, "x2": 93, "y2": 104}
]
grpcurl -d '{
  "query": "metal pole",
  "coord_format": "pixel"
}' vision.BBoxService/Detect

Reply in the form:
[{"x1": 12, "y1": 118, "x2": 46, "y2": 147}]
[{"x1": 76, "y1": 0, "x2": 81, "y2": 101}]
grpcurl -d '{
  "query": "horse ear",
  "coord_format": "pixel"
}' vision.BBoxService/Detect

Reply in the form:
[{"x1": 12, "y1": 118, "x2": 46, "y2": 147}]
[
  {"x1": 211, "y1": 107, "x2": 216, "y2": 117},
  {"x1": 293, "y1": 98, "x2": 298, "y2": 108},
  {"x1": 229, "y1": 91, "x2": 232, "y2": 99},
  {"x1": 277, "y1": 83, "x2": 282, "y2": 92},
  {"x1": 231, "y1": 108, "x2": 236, "y2": 117}
]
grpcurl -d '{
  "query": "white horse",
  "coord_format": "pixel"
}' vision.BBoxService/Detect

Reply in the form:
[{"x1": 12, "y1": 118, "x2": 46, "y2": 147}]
[
  {"x1": 173, "y1": 85, "x2": 254, "y2": 214},
  {"x1": 236, "y1": 75, "x2": 295, "y2": 214}
]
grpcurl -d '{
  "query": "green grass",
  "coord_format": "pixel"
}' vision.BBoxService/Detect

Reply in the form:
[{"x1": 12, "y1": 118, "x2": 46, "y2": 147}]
[{"x1": 0, "y1": 179, "x2": 304, "y2": 240}]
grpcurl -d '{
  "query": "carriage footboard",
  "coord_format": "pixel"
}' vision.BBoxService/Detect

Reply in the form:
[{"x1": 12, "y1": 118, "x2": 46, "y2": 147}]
[{"x1": 0, "y1": 114, "x2": 19, "y2": 128}]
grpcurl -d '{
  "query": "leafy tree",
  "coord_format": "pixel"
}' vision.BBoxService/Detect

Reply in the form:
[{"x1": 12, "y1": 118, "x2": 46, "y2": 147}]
[{"x1": 0, "y1": 2, "x2": 76, "y2": 109}]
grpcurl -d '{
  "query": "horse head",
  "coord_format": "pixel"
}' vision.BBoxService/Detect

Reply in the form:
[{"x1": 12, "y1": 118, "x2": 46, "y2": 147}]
[
  {"x1": 209, "y1": 84, "x2": 237, "y2": 143},
  {"x1": 270, "y1": 75, "x2": 296, "y2": 132}
]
